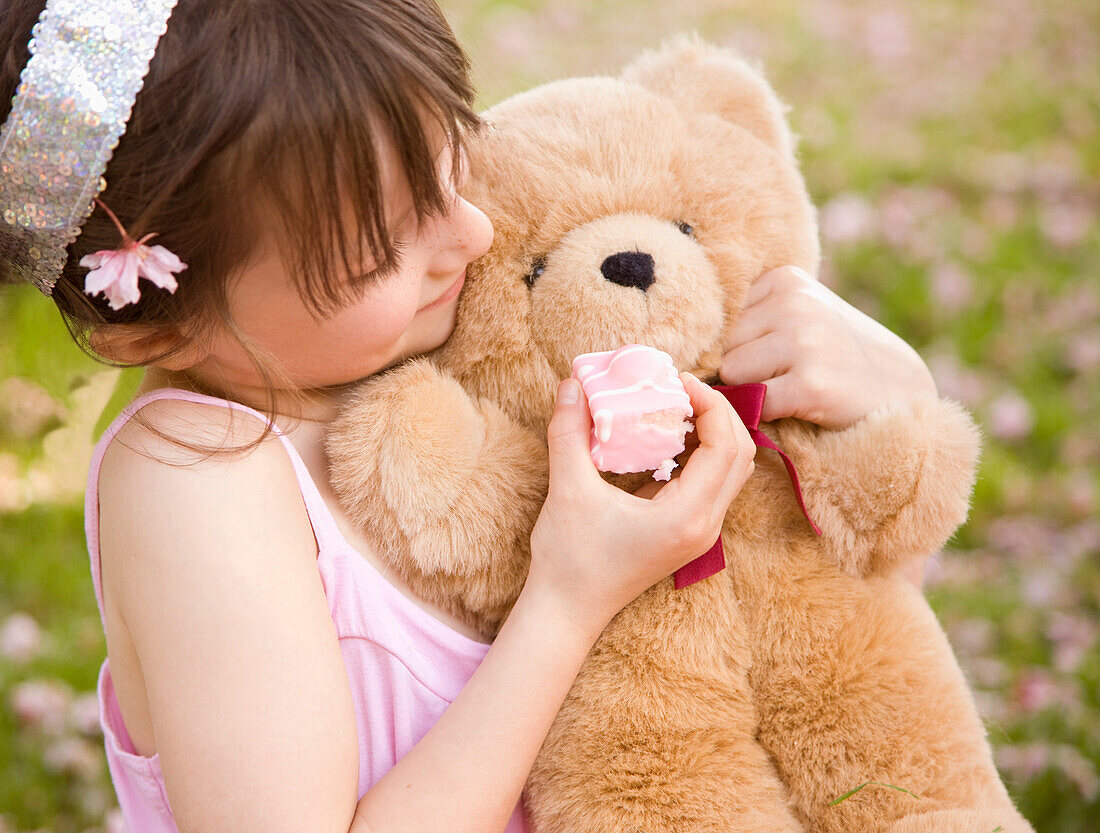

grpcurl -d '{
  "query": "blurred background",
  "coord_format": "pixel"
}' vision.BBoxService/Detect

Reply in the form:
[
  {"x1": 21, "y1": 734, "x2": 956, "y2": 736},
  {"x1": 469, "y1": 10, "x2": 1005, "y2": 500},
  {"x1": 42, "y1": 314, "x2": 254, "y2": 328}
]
[{"x1": 0, "y1": 0, "x2": 1097, "y2": 830}]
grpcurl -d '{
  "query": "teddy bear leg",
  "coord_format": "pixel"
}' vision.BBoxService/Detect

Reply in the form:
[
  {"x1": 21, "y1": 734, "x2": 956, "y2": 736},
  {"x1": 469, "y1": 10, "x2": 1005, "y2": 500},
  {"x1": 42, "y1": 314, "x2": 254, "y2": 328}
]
[
  {"x1": 884, "y1": 807, "x2": 1033, "y2": 833},
  {"x1": 526, "y1": 578, "x2": 805, "y2": 833},
  {"x1": 754, "y1": 581, "x2": 1031, "y2": 833},
  {"x1": 528, "y1": 726, "x2": 805, "y2": 833}
]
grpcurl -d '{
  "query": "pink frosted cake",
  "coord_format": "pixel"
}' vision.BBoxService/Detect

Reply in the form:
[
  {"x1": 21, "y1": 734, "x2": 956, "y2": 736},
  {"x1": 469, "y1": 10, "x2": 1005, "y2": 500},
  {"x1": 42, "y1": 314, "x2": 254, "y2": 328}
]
[{"x1": 571, "y1": 344, "x2": 694, "y2": 480}]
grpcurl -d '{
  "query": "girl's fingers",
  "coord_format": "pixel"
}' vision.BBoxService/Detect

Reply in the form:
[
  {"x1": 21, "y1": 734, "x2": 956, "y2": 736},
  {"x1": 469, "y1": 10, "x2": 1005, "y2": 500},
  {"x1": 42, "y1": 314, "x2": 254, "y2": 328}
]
[
  {"x1": 682, "y1": 372, "x2": 740, "y2": 452},
  {"x1": 721, "y1": 294, "x2": 779, "y2": 352},
  {"x1": 653, "y1": 373, "x2": 751, "y2": 508},
  {"x1": 718, "y1": 330, "x2": 791, "y2": 386},
  {"x1": 746, "y1": 264, "x2": 815, "y2": 307},
  {"x1": 722, "y1": 289, "x2": 806, "y2": 353},
  {"x1": 740, "y1": 265, "x2": 784, "y2": 308},
  {"x1": 717, "y1": 433, "x2": 756, "y2": 508},
  {"x1": 723, "y1": 265, "x2": 818, "y2": 353},
  {"x1": 754, "y1": 374, "x2": 805, "y2": 423},
  {"x1": 545, "y1": 379, "x2": 602, "y2": 488}
]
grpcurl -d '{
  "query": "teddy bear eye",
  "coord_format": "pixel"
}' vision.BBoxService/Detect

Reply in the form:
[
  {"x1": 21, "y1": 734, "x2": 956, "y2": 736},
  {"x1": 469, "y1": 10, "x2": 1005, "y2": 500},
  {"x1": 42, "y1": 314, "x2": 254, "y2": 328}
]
[
  {"x1": 524, "y1": 256, "x2": 547, "y2": 288},
  {"x1": 677, "y1": 221, "x2": 695, "y2": 237}
]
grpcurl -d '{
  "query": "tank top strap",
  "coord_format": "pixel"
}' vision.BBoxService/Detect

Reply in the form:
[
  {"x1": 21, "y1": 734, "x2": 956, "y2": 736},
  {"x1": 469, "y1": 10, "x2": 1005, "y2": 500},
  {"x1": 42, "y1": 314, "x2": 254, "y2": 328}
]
[{"x1": 85, "y1": 387, "x2": 345, "y2": 632}]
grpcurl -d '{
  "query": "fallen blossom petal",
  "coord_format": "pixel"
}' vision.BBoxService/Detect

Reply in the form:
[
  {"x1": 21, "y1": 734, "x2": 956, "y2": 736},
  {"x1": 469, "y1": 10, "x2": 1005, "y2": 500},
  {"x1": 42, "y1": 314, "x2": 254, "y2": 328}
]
[
  {"x1": 1046, "y1": 612, "x2": 1097, "y2": 673},
  {"x1": 1053, "y1": 745, "x2": 1100, "y2": 801},
  {"x1": 996, "y1": 743, "x2": 1052, "y2": 781},
  {"x1": 1013, "y1": 668, "x2": 1058, "y2": 712},
  {"x1": 43, "y1": 736, "x2": 104, "y2": 781},
  {"x1": 10, "y1": 678, "x2": 71, "y2": 733},
  {"x1": 820, "y1": 193, "x2": 878, "y2": 245},
  {"x1": 68, "y1": 691, "x2": 103, "y2": 737},
  {"x1": 929, "y1": 262, "x2": 973, "y2": 312},
  {"x1": 78, "y1": 780, "x2": 112, "y2": 817},
  {"x1": 986, "y1": 390, "x2": 1034, "y2": 441},
  {"x1": 104, "y1": 808, "x2": 125, "y2": 833},
  {"x1": 0, "y1": 611, "x2": 42, "y2": 664},
  {"x1": 863, "y1": 8, "x2": 911, "y2": 63}
]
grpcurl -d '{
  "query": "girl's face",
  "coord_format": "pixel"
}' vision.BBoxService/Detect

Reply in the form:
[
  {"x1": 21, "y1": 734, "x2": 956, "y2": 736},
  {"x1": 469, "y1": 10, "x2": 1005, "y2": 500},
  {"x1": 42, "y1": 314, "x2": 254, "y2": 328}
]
[{"x1": 186, "y1": 138, "x2": 493, "y2": 404}]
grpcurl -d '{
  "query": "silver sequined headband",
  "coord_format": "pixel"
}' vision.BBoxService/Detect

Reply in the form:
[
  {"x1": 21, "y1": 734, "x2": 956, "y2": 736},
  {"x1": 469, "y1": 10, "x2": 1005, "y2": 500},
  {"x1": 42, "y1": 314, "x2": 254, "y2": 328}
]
[{"x1": 0, "y1": 0, "x2": 179, "y2": 296}]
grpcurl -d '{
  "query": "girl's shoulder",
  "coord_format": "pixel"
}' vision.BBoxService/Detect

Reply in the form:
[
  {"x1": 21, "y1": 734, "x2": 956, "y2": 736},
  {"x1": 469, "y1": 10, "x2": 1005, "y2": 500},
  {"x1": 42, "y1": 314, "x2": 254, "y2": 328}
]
[
  {"x1": 104, "y1": 389, "x2": 273, "y2": 467},
  {"x1": 96, "y1": 390, "x2": 321, "y2": 612},
  {"x1": 98, "y1": 390, "x2": 312, "y2": 536}
]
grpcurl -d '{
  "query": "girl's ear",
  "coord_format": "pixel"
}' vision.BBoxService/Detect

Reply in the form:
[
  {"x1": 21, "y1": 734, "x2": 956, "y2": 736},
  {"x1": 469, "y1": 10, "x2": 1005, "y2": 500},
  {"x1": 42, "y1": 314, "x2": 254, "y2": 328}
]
[{"x1": 88, "y1": 324, "x2": 209, "y2": 371}]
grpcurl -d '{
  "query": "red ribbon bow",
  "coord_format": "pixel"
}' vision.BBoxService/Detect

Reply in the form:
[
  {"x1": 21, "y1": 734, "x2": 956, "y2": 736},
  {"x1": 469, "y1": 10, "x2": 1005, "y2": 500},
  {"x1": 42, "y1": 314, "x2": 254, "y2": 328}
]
[{"x1": 672, "y1": 383, "x2": 822, "y2": 589}]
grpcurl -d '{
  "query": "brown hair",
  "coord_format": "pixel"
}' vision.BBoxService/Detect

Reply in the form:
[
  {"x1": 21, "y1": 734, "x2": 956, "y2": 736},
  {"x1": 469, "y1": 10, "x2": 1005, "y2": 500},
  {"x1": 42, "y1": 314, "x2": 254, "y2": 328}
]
[{"x1": 0, "y1": 0, "x2": 478, "y2": 434}]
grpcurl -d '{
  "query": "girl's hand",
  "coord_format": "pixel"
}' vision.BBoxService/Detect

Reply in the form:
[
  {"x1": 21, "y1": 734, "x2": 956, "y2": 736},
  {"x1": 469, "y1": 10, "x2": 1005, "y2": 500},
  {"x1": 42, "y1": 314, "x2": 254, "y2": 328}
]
[
  {"x1": 718, "y1": 266, "x2": 938, "y2": 429},
  {"x1": 526, "y1": 373, "x2": 756, "y2": 638}
]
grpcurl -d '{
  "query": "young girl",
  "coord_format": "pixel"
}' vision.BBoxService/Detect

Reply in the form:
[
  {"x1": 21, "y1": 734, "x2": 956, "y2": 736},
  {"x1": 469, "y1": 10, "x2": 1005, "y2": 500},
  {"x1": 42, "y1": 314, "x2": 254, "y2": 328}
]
[{"x1": 0, "y1": 1, "x2": 937, "y2": 831}]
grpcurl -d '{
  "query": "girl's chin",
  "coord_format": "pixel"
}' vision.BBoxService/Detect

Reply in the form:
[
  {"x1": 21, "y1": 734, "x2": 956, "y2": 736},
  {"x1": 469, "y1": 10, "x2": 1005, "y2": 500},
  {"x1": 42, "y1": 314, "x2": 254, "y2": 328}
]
[{"x1": 419, "y1": 305, "x2": 460, "y2": 346}]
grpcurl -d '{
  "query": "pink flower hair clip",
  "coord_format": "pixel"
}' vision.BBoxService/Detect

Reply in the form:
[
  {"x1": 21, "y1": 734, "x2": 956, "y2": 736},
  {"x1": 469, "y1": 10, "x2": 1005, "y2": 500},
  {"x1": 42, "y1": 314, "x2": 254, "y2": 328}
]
[{"x1": 80, "y1": 198, "x2": 187, "y2": 311}]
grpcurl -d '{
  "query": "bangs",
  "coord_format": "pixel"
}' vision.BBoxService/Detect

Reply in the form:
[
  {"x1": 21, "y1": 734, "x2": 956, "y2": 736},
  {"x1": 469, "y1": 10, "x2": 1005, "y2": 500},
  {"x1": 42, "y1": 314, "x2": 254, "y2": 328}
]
[{"x1": 221, "y1": 0, "x2": 481, "y2": 315}]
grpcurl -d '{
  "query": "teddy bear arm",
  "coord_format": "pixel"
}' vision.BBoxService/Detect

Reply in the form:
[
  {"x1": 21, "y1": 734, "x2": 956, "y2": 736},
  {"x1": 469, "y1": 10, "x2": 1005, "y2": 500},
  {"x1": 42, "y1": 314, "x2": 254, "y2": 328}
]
[
  {"x1": 327, "y1": 358, "x2": 548, "y2": 587},
  {"x1": 772, "y1": 396, "x2": 981, "y2": 576}
]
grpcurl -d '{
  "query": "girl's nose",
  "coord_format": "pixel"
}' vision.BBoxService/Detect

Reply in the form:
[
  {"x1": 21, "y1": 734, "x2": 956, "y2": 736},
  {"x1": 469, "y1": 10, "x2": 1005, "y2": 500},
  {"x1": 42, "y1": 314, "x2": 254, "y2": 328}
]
[{"x1": 453, "y1": 196, "x2": 494, "y2": 260}]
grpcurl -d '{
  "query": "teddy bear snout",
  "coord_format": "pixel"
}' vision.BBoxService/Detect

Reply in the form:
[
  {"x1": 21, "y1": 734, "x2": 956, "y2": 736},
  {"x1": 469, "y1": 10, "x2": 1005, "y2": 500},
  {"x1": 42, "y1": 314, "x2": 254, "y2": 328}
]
[{"x1": 600, "y1": 250, "x2": 656, "y2": 292}]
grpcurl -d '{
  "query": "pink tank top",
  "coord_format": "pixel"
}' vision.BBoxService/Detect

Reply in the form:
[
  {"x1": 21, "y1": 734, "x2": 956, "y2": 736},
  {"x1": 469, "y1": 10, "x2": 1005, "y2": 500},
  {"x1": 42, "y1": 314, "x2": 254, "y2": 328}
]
[{"x1": 85, "y1": 388, "x2": 529, "y2": 832}]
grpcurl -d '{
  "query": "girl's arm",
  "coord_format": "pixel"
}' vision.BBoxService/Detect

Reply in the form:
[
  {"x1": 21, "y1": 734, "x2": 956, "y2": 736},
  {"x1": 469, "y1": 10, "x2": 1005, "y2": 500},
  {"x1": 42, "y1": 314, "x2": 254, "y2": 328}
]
[
  {"x1": 98, "y1": 401, "x2": 360, "y2": 833},
  {"x1": 719, "y1": 264, "x2": 944, "y2": 586},
  {"x1": 353, "y1": 374, "x2": 755, "y2": 833}
]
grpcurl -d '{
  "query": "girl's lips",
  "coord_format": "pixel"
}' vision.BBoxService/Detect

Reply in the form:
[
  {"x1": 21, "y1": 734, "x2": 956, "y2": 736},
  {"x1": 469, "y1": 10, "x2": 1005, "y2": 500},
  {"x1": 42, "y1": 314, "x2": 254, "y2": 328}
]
[{"x1": 418, "y1": 269, "x2": 467, "y2": 312}]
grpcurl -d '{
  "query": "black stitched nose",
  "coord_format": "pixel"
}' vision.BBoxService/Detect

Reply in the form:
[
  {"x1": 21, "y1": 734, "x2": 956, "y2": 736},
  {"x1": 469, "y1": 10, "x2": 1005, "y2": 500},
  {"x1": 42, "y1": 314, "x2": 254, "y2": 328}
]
[{"x1": 600, "y1": 251, "x2": 655, "y2": 292}]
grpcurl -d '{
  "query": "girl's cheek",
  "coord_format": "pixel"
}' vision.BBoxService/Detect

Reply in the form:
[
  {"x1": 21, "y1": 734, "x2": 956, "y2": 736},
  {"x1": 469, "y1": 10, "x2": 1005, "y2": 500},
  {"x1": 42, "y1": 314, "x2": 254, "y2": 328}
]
[{"x1": 343, "y1": 277, "x2": 421, "y2": 346}]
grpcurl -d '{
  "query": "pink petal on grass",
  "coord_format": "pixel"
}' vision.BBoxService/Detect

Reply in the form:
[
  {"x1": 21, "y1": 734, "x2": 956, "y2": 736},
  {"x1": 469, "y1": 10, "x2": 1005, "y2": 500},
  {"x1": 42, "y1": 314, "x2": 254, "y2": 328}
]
[
  {"x1": 930, "y1": 262, "x2": 973, "y2": 312},
  {"x1": 10, "y1": 679, "x2": 71, "y2": 734},
  {"x1": 820, "y1": 193, "x2": 877, "y2": 245},
  {"x1": 68, "y1": 691, "x2": 103, "y2": 737},
  {"x1": 996, "y1": 743, "x2": 1052, "y2": 781},
  {"x1": 1046, "y1": 613, "x2": 1097, "y2": 673},
  {"x1": 1039, "y1": 200, "x2": 1094, "y2": 250},
  {"x1": 863, "y1": 8, "x2": 912, "y2": 63},
  {"x1": 43, "y1": 736, "x2": 104, "y2": 781},
  {"x1": 0, "y1": 611, "x2": 42, "y2": 664},
  {"x1": 986, "y1": 390, "x2": 1034, "y2": 441},
  {"x1": 1013, "y1": 668, "x2": 1058, "y2": 712}
]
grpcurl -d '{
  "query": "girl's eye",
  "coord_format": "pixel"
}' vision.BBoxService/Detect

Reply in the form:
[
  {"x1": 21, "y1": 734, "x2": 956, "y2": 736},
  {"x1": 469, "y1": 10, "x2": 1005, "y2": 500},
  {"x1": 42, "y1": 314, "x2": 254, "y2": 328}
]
[
  {"x1": 356, "y1": 238, "x2": 406, "y2": 283},
  {"x1": 524, "y1": 256, "x2": 547, "y2": 288},
  {"x1": 677, "y1": 221, "x2": 695, "y2": 237}
]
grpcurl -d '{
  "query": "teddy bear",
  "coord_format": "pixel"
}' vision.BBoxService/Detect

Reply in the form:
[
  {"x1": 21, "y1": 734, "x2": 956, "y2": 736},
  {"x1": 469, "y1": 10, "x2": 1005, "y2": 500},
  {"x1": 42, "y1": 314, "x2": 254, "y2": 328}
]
[{"x1": 327, "y1": 37, "x2": 1033, "y2": 833}]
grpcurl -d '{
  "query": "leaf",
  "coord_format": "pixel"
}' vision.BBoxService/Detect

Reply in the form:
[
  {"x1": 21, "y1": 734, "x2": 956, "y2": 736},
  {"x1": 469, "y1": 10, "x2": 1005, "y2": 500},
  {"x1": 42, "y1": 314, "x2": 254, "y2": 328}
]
[{"x1": 829, "y1": 781, "x2": 923, "y2": 806}]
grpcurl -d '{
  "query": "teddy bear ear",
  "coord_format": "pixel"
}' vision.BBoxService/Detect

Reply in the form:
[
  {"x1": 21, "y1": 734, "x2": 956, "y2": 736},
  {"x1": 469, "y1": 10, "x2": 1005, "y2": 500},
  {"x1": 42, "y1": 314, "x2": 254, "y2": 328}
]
[{"x1": 621, "y1": 34, "x2": 795, "y2": 158}]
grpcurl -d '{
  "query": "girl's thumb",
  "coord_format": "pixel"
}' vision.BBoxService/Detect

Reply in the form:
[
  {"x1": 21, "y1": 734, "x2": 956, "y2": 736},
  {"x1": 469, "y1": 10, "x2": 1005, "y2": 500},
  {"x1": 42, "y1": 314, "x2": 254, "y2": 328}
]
[{"x1": 546, "y1": 379, "x2": 598, "y2": 483}]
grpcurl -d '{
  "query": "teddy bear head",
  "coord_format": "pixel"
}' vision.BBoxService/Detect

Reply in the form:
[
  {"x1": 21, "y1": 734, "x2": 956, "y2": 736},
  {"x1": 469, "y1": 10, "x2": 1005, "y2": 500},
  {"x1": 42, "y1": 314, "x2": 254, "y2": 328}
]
[{"x1": 434, "y1": 37, "x2": 821, "y2": 430}]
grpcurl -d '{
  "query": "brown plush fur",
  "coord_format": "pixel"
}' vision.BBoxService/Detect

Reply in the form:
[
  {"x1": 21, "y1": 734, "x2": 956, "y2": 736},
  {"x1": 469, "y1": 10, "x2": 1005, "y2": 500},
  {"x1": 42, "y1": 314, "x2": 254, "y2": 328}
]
[{"x1": 328, "y1": 37, "x2": 1033, "y2": 833}]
